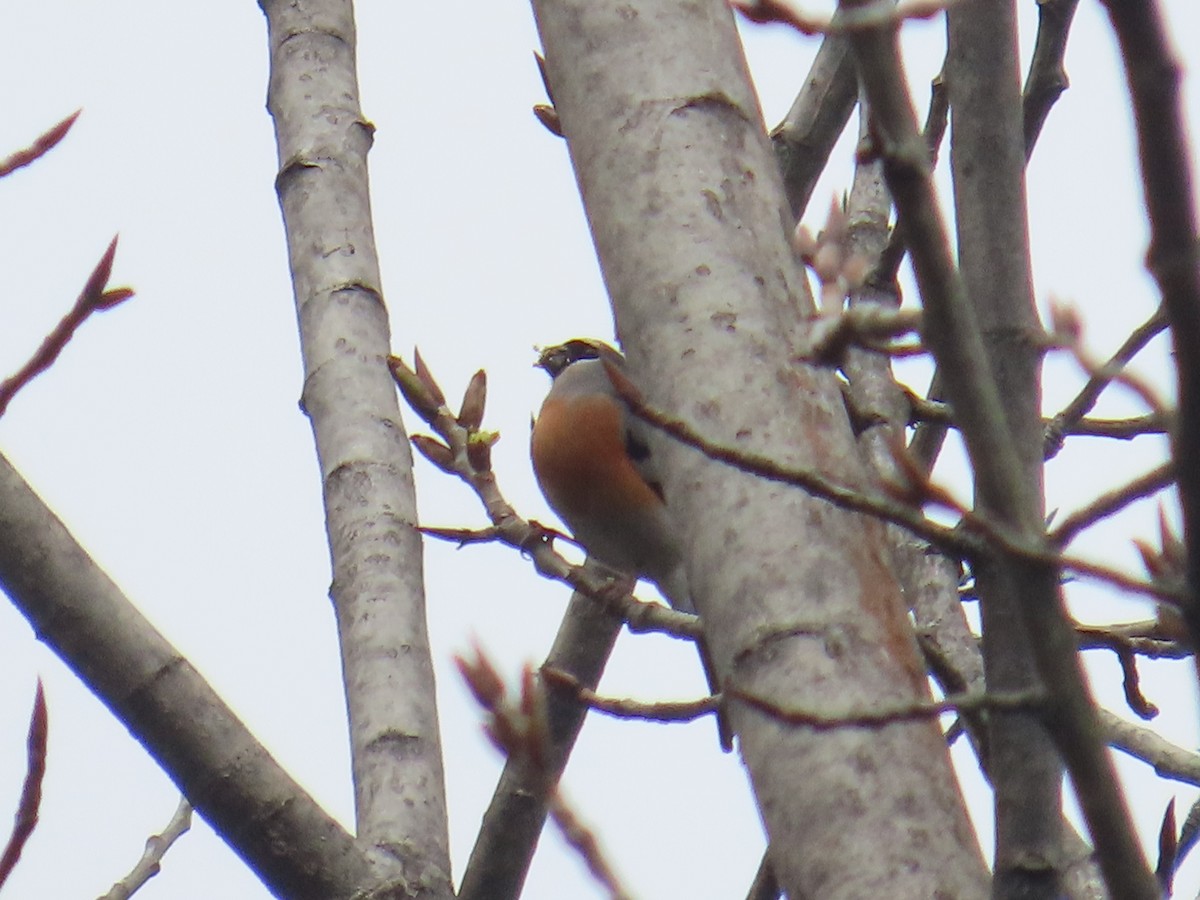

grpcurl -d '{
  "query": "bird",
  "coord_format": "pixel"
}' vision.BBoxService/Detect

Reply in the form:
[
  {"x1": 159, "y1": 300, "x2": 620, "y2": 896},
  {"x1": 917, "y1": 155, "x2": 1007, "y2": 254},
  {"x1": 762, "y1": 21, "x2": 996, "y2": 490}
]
[{"x1": 530, "y1": 338, "x2": 732, "y2": 750}]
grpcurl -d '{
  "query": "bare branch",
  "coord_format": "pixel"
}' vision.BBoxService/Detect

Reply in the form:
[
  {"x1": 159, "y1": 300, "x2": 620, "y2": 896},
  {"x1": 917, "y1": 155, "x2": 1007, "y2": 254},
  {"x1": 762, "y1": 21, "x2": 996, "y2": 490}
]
[
  {"x1": 0, "y1": 451, "x2": 396, "y2": 898},
  {"x1": 1105, "y1": 708, "x2": 1200, "y2": 787},
  {"x1": 609, "y1": 366, "x2": 1180, "y2": 606},
  {"x1": 733, "y1": 0, "x2": 960, "y2": 34},
  {"x1": 459, "y1": 578, "x2": 625, "y2": 900},
  {"x1": 1022, "y1": 0, "x2": 1081, "y2": 154},
  {"x1": 1076, "y1": 621, "x2": 1188, "y2": 660},
  {"x1": 909, "y1": 396, "x2": 1167, "y2": 445},
  {"x1": 394, "y1": 352, "x2": 707, "y2": 643},
  {"x1": 98, "y1": 797, "x2": 193, "y2": 900},
  {"x1": 1051, "y1": 462, "x2": 1175, "y2": 547},
  {"x1": 541, "y1": 667, "x2": 720, "y2": 722},
  {"x1": 1097, "y1": 0, "x2": 1200, "y2": 655},
  {"x1": 841, "y1": 0, "x2": 1160, "y2": 892},
  {"x1": 0, "y1": 109, "x2": 81, "y2": 178},
  {"x1": 770, "y1": 35, "x2": 858, "y2": 221},
  {"x1": 457, "y1": 650, "x2": 632, "y2": 900},
  {"x1": 0, "y1": 237, "x2": 133, "y2": 417},
  {"x1": 1045, "y1": 308, "x2": 1168, "y2": 458},
  {"x1": 0, "y1": 683, "x2": 47, "y2": 890},
  {"x1": 731, "y1": 683, "x2": 1045, "y2": 731}
]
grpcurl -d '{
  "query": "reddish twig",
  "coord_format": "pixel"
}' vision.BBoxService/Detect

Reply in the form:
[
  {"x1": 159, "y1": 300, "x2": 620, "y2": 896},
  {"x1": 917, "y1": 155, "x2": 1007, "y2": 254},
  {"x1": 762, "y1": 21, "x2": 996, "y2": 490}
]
[
  {"x1": 728, "y1": 682, "x2": 1045, "y2": 731},
  {"x1": 457, "y1": 649, "x2": 632, "y2": 900},
  {"x1": 0, "y1": 237, "x2": 134, "y2": 416},
  {"x1": 0, "y1": 682, "x2": 48, "y2": 890},
  {"x1": 0, "y1": 110, "x2": 81, "y2": 179}
]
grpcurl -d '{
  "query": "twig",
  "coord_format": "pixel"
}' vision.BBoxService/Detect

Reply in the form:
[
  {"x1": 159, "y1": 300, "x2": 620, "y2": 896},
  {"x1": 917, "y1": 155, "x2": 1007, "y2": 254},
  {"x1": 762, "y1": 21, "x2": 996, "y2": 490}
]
[
  {"x1": 1022, "y1": 0, "x2": 1081, "y2": 154},
  {"x1": 419, "y1": 518, "x2": 701, "y2": 640},
  {"x1": 393, "y1": 353, "x2": 720, "y2": 644},
  {"x1": 1044, "y1": 308, "x2": 1168, "y2": 459},
  {"x1": 459, "y1": 576, "x2": 625, "y2": 900},
  {"x1": 1104, "y1": 708, "x2": 1200, "y2": 787},
  {"x1": 0, "y1": 682, "x2": 47, "y2": 890},
  {"x1": 909, "y1": 396, "x2": 1167, "y2": 443},
  {"x1": 457, "y1": 649, "x2": 632, "y2": 900},
  {"x1": 730, "y1": 683, "x2": 1045, "y2": 731},
  {"x1": 1060, "y1": 414, "x2": 1167, "y2": 440},
  {"x1": 803, "y1": 306, "x2": 922, "y2": 363},
  {"x1": 1076, "y1": 622, "x2": 1189, "y2": 660},
  {"x1": 870, "y1": 69, "x2": 949, "y2": 291},
  {"x1": 542, "y1": 667, "x2": 720, "y2": 722},
  {"x1": 770, "y1": 32, "x2": 857, "y2": 221},
  {"x1": 1155, "y1": 798, "x2": 1177, "y2": 895},
  {"x1": 0, "y1": 110, "x2": 80, "y2": 178},
  {"x1": 1051, "y1": 461, "x2": 1175, "y2": 547},
  {"x1": 0, "y1": 237, "x2": 134, "y2": 416},
  {"x1": 546, "y1": 794, "x2": 631, "y2": 900},
  {"x1": 610, "y1": 369, "x2": 1182, "y2": 606},
  {"x1": 900, "y1": 0, "x2": 1083, "y2": 475},
  {"x1": 98, "y1": 797, "x2": 193, "y2": 900},
  {"x1": 603, "y1": 362, "x2": 978, "y2": 557}
]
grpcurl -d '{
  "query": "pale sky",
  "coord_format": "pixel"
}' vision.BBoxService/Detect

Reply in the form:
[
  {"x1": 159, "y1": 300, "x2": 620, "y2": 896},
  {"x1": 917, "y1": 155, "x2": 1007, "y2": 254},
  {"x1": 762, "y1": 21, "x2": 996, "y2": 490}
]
[{"x1": 0, "y1": 2, "x2": 1198, "y2": 898}]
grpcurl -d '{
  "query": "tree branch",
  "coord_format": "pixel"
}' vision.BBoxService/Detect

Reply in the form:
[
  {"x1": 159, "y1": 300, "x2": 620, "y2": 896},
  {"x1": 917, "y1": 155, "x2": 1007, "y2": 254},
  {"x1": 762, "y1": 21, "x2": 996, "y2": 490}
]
[
  {"x1": 841, "y1": 1, "x2": 1160, "y2": 894},
  {"x1": 1051, "y1": 462, "x2": 1175, "y2": 547},
  {"x1": 0, "y1": 451, "x2": 398, "y2": 898},
  {"x1": 457, "y1": 577, "x2": 624, "y2": 900},
  {"x1": 1044, "y1": 308, "x2": 1169, "y2": 459},
  {"x1": 1097, "y1": 0, "x2": 1200, "y2": 656},
  {"x1": 259, "y1": 0, "x2": 451, "y2": 883},
  {"x1": 770, "y1": 33, "x2": 858, "y2": 221}
]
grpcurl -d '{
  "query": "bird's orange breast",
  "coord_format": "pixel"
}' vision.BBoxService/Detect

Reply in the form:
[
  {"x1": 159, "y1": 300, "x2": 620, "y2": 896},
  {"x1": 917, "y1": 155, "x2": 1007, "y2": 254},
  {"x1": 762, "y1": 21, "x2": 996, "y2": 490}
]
[{"x1": 531, "y1": 393, "x2": 663, "y2": 524}]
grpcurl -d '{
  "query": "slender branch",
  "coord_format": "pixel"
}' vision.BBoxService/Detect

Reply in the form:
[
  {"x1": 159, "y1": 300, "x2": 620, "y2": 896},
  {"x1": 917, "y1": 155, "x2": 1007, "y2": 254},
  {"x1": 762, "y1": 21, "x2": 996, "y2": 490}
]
[
  {"x1": 735, "y1": 0, "x2": 960, "y2": 34},
  {"x1": 603, "y1": 364, "x2": 978, "y2": 556},
  {"x1": 1076, "y1": 622, "x2": 1188, "y2": 660},
  {"x1": 418, "y1": 523, "x2": 703, "y2": 641},
  {"x1": 1104, "y1": 708, "x2": 1200, "y2": 787},
  {"x1": 0, "y1": 109, "x2": 80, "y2": 178},
  {"x1": 1097, "y1": 0, "x2": 1200, "y2": 651},
  {"x1": 1064, "y1": 415, "x2": 1168, "y2": 440},
  {"x1": 260, "y1": 0, "x2": 452, "y2": 871},
  {"x1": 907, "y1": 396, "x2": 1166, "y2": 443},
  {"x1": 0, "y1": 683, "x2": 47, "y2": 890},
  {"x1": 0, "y1": 237, "x2": 133, "y2": 417},
  {"x1": 542, "y1": 667, "x2": 720, "y2": 722},
  {"x1": 98, "y1": 797, "x2": 193, "y2": 900},
  {"x1": 731, "y1": 683, "x2": 1045, "y2": 731},
  {"x1": 871, "y1": 69, "x2": 949, "y2": 291},
  {"x1": 1045, "y1": 308, "x2": 1169, "y2": 459},
  {"x1": 1051, "y1": 462, "x2": 1175, "y2": 547},
  {"x1": 610, "y1": 368, "x2": 1181, "y2": 606},
  {"x1": 457, "y1": 650, "x2": 632, "y2": 900},
  {"x1": 840, "y1": 0, "x2": 1160, "y2": 894},
  {"x1": 769, "y1": 33, "x2": 858, "y2": 221},
  {"x1": 904, "y1": 0, "x2": 1083, "y2": 476},
  {"x1": 459, "y1": 580, "x2": 624, "y2": 900},
  {"x1": 1022, "y1": 0, "x2": 1081, "y2": 154}
]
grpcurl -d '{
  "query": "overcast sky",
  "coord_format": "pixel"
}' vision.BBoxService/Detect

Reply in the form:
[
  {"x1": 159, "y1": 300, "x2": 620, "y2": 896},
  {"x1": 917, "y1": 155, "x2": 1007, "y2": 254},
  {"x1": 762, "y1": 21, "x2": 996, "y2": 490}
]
[{"x1": 0, "y1": 2, "x2": 1198, "y2": 898}]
